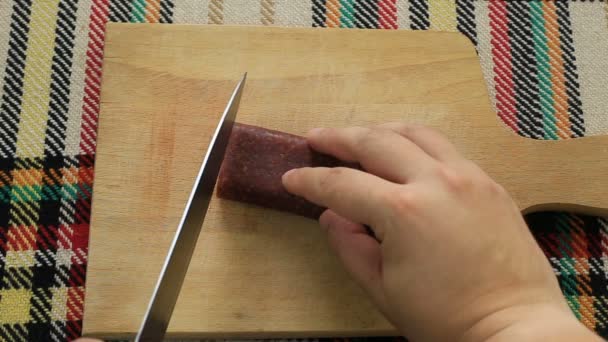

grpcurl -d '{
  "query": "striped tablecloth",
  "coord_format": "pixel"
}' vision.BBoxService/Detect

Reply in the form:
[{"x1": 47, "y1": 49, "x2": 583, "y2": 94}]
[{"x1": 0, "y1": 1, "x2": 607, "y2": 341}]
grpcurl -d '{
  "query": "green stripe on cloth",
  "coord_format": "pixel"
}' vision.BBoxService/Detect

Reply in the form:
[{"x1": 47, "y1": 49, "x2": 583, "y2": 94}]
[
  {"x1": 131, "y1": 0, "x2": 147, "y2": 23},
  {"x1": 556, "y1": 213, "x2": 576, "y2": 259},
  {"x1": 0, "y1": 184, "x2": 89, "y2": 203},
  {"x1": 530, "y1": 1, "x2": 558, "y2": 140},
  {"x1": 9, "y1": 184, "x2": 42, "y2": 202},
  {"x1": 567, "y1": 295, "x2": 582, "y2": 320},
  {"x1": 339, "y1": 0, "x2": 354, "y2": 28}
]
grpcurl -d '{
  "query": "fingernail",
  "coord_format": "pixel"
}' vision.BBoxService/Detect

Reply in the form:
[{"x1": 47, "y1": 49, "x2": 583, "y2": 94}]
[{"x1": 282, "y1": 169, "x2": 296, "y2": 184}]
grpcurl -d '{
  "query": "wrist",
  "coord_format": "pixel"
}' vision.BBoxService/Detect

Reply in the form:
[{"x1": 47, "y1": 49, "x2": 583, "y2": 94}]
[{"x1": 461, "y1": 302, "x2": 601, "y2": 342}]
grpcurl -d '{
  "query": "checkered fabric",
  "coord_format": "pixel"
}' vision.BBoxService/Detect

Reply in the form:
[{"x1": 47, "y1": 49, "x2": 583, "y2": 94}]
[{"x1": 0, "y1": 0, "x2": 607, "y2": 341}]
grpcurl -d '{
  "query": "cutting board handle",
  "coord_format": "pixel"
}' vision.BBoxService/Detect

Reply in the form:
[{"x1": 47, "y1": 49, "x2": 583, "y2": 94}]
[{"x1": 512, "y1": 135, "x2": 608, "y2": 217}]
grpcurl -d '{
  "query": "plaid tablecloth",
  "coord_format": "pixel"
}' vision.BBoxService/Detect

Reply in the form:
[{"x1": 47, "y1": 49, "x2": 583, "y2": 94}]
[{"x1": 0, "y1": 0, "x2": 607, "y2": 341}]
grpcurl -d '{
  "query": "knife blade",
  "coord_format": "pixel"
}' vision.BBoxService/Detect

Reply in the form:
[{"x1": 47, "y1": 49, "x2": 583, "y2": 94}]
[{"x1": 135, "y1": 73, "x2": 247, "y2": 341}]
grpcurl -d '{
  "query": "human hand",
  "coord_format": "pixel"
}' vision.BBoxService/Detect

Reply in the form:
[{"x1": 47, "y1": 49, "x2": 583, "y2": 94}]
[{"x1": 282, "y1": 123, "x2": 600, "y2": 341}]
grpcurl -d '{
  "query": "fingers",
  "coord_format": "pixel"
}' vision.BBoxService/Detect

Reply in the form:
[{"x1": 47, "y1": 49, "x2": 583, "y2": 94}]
[
  {"x1": 307, "y1": 126, "x2": 436, "y2": 183},
  {"x1": 320, "y1": 210, "x2": 386, "y2": 309},
  {"x1": 378, "y1": 123, "x2": 461, "y2": 162},
  {"x1": 282, "y1": 166, "x2": 393, "y2": 238},
  {"x1": 320, "y1": 209, "x2": 368, "y2": 234}
]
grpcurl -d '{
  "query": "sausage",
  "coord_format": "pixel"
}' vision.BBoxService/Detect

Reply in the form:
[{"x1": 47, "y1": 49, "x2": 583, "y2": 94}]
[{"x1": 216, "y1": 123, "x2": 357, "y2": 219}]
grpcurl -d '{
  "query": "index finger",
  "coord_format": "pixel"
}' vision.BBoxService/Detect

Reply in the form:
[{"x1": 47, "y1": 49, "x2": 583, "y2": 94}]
[
  {"x1": 282, "y1": 167, "x2": 395, "y2": 240},
  {"x1": 306, "y1": 126, "x2": 436, "y2": 183}
]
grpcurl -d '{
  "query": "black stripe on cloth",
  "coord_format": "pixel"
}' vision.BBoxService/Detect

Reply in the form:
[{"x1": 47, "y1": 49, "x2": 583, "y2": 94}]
[
  {"x1": 53, "y1": 265, "x2": 70, "y2": 288},
  {"x1": 0, "y1": 0, "x2": 33, "y2": 158},
  {"x1": 456, "y1": 0, "x2": 477, "y2": 46},
  {"x1": 354, "y1": 0, "x2": 378, "y2": 29},
  {"x1": 159, "y1": 0, "x2": 174, "y2": 23},
  {"x1": 594, "y1": 281, "x2": 608, "y2": 336},
  {"x1": 78, "y1": 152, "x2": 94, "y2": 170},
  {"x1": 39, "y1": 156, "x2": 64, "y2": 229},
  {"x1": 9, "y1": 200, "x2": 40, "y2": 231},
  {"x1": 34, "y1": 249, "x2": 57, "y2": 268},
  {"x1": 1, "y1": 267, "x2": 33, "y2": 289},
  {"x1": 29, "y1": 287, "x2": 53, "y2": 323},
  {"x1": 59, "y1": 155, "x2": 79, "y2": 226},
  {"x1": 108, "y1": 0, "x2": 132, "y2": 23},
  {"x1": 65, "y1": 319, "x2": 81, "y2": 341},
  {"x1": 508, "y1": 1, "x2": 543, "y2": 139},
  {"x1": 44, "y1": 0, "x2": 78, "y2": 157},
  {"x1": 409, "y1": 0, "x2": 429, "y2": 30},
  {"x1": 74, "y1": 153, "x2": 93, "y2": 225},
  {"x1": 0, "y1": 324, "x2": 28, "y2": 341},
  {"x1": 312, "y1": 0, "x2": 327, "y2": 27},
  {"x1": 26, "y1": 322, "x2": 53, "y2": 341},
  {"x1": 556, "y1": 1, "x2": 584, "y2": 138},
  {"x1": 0, "y1": 223, "x2": 7, "y2": 273},
  {"x1": 0, "y1": 157, "x2": 14, "y2": 272},
  {"x1": 8, "y1": 158, "x2": 42, "y2": 232},
  {"x1": 69, "y1": 262, "x2": 86, "y2": 287},
  {"x1": 50, "y1": 320, "x2": 67, "y2": 342}
]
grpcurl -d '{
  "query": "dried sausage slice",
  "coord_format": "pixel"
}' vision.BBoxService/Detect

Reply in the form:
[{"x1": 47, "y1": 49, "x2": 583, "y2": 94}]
[{"x1": 217, "y1": 123, "x2": 356, "y2": 219}]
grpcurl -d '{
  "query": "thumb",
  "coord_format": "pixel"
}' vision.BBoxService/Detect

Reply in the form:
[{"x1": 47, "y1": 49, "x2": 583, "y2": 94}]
[{"x1": 320, "y1": 209, "x2": 386, "y2": 309}]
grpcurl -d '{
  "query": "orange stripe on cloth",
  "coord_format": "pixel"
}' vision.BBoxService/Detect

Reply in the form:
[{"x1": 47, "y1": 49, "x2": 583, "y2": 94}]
[
  {"x1": 544, "y1": 1, "x2": 571, "y2": 139},
  {"x1": 42, "y1": 168, "x2": 64, "y2": 187},
  {"x1": 11, "y1": 169, "x2": 43, "y2": 187},
  {"x1": 579, "y1": 295, "x2": 596, "y2": 330},
  {"x1": 4, "y1": 167, "x2": 70, "y2": 189},
  {"x1": 326, "y1": 0, "x2": 341, "y2": 28},
  {"x1": 145, "y1": 0, "x2": 162, "y2": 23},
  {"x1": 0, "y1": 170, "x2": 10, "y2": 187},
  {"x1": 60, "y1": 166, "x2": 80, "y2": 185}
]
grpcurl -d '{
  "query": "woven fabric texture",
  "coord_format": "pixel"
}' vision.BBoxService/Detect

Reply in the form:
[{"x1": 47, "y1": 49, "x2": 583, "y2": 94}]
[{"x1": 0, "y1": 0, "x2": 607, "y2": 341}]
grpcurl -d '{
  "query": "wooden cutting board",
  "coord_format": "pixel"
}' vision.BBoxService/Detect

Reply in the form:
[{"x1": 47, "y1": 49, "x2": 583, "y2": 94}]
[{"x1": 83, "y1": 24, "x2": 608, "y2": 339}]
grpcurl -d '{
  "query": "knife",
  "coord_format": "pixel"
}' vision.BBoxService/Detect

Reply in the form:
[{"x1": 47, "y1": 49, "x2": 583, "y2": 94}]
[{"x1": 135, "y1": 73, "x2": 247, "y2": 341}]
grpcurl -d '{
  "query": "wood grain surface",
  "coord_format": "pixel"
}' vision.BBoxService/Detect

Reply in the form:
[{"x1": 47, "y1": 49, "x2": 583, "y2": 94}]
[{"x1": 83, "y1": 24, "x2": 608, "y2": 339}]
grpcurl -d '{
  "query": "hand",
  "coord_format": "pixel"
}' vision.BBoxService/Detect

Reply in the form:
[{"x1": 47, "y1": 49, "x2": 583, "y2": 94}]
[{"x1": 282, "y1": 124, "x2": 600, "y2": 341}]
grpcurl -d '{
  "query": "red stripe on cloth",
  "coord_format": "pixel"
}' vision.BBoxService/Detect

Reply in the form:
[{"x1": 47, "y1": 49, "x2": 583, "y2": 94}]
[
  {"x1": 70, "y1": 223, "x2": 90, "y2": 252},
  {"x1": 58, "y1": 224, "x2": 72, "y2": 250},
  {"x1": 489, "y1": 0, "x2": 517, "y2": 133},
  {"x1": 569, "y1": 215, "x2": 590, "y2": 259},
  {"x1": 378, "y1": 0, "x2": 397, "y2": 29},
  {"x1": 66, "y1": 321, "x2": 82, "y2": 342},
  {"x1": 67, "y1": 286, "x2": 85, "y2": 321},
  {"x1": 69, "y1": 263, "x2": 86, "y2": 287},
  {"x1": 36, "y1": 224, "x2": 59, "y2": 250},
  {"x1": 79, "y1": 163, "x2": 94, "y2": 187},
  {"x1": 537, "y1": 233, "x2": 559, "y2": 258},
  {"x1": 0, "y1": 230, "x2": 6, "y2": 251},
  {"x1": 7, "y1": 225, "x2": 36, "y2": 251},
  {"x1": 601, "y1": 222, "x2": 608, "y2": 257},
  {"x1": 76, "y1": 198, "x2": 91, "y2": 223},
  {"x1": 80, "y1": 0, "x2": 110, "y2": 155}
]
